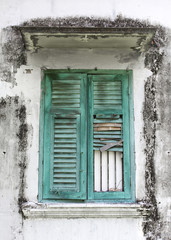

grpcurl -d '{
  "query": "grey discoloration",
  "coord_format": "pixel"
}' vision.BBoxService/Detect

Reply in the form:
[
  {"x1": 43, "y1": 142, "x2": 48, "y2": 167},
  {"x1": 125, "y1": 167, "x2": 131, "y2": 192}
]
[
  {"x1": 21, "y1": 16, "x2": 154, "y2": 28},
  {"x1": 16, "y1": 104, "x2": 28, "y2": 217},
  {"x1": 143, "y1": 27, "x2": 169, "y2": 240},
  {"x1": 155, "y1": 32, "x2": 171, "y2": 240},
  {"x1": 144, "y1": 28, "x2": 167, "y2": 74},
  {"x1": 144, "y1": 49, "x2": 164, "y2": 74},
  {"x1": 0, "y1": 27, "x2": 26, "y2": 85},
  {"x1": 0, "y1": 98, "x2": 7, "y2": 108},
  {"x1": 0, "y1": 97, "x2": 28, "y2": 220},
  {"x1": 143, "y1": 75, "x2": 162, "y2": 240},
  {"x1": 116, "y1": 51, "x2": 140, "y2": 63}
]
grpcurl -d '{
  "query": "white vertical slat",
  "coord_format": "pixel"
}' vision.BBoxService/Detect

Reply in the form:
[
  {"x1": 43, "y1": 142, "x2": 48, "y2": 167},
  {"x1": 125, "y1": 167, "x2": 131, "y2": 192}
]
[
  {"x1": 109, "y1": 151, "x2": 115, "y2": 191},
  {"x1": 116, "y1": 152, "x2": 123, "y2": 190},
  {"x1": 94, "y1": 150, "x2": 100, "y2": 191},
  {"x1": 102, "y1": 151, "x2": 107, "y2": 191},
  {"x1": 94, "y1": 150, "x2": 123, "y2": 192}
]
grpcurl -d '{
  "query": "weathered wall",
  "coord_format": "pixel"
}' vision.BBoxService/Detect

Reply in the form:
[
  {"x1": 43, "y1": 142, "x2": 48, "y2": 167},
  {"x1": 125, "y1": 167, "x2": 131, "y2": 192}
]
[
  {"x1": 0, "y1": 2, "x2": 171, "y2": 240},
  {"x1": 155, "y1": 30, "x2": 171, "y2": 240}
]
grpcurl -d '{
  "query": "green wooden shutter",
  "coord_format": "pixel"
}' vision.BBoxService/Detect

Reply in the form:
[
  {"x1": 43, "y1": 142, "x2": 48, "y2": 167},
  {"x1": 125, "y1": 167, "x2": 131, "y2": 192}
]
[
  {"x1": 88, "y1": 74, "x2": 131, "y2": 200},
  {"x1": 43, "y1": 73, "x2": 87, "y2": 200}
]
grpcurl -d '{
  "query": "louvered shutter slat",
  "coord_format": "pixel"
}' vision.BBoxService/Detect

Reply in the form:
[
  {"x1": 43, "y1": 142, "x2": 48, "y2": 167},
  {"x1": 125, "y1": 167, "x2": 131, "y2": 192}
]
[{"x1": 51, "y1": 78, "x2": 80, "y2": 108}]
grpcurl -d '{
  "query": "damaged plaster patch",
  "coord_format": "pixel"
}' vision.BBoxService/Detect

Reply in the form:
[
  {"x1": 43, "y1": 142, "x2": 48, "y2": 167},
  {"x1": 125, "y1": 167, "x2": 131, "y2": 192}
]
[
  {"x1": 143, "y1": 27, "x2": 168, "y2": 240},
  {"x1": 0, "y1": 27, "x2": 26, "y2": 86}
]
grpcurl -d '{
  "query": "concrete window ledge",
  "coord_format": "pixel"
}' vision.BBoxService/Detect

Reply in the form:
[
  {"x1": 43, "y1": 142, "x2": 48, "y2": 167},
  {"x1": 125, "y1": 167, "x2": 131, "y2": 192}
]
[{"x1": 22, "y1": 203, "x2": 149, "y2": 219}]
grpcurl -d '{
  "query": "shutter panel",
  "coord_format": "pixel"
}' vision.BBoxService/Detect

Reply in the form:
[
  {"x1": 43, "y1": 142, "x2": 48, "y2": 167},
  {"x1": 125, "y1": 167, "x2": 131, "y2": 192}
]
[
  {"x1": 88, "y1": 74, "x2": 130, "y2": 199},
  {"x1": 43, "y1": 73, "x2": 87, "y2": 200}
]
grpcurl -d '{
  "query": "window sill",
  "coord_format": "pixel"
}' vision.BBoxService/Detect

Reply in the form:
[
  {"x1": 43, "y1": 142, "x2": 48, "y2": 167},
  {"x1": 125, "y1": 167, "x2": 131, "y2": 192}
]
[{"x1": 22, "y1": 202, "x2": 149, "y2": 219}]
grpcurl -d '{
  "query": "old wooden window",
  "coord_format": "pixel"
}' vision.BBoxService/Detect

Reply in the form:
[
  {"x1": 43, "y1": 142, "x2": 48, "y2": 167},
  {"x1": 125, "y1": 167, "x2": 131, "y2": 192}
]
[{"x1": 39, "y1": 70, "x2": 134, "y2": 202}]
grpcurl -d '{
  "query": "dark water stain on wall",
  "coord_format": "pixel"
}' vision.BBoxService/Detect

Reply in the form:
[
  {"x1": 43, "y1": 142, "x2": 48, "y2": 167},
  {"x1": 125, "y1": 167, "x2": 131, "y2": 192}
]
[
  {"x1": 16, "y1": 104, "x2": 28, "y2": 218},
  {"x1": 0, "y1": 27, "x2": 26, "y2": 85},
  {"x1": 0, "y1": 96, "x2": 28, "y2": 220},
  {"x1": 21, "y1": 15, "x2": 154, "y2": 28},
  {"x1": 16, "y1": 105, "x2": 28, "y2": 152},
  {"x1": 143, "y1": 27, "x2": 168, "y2": 240}
]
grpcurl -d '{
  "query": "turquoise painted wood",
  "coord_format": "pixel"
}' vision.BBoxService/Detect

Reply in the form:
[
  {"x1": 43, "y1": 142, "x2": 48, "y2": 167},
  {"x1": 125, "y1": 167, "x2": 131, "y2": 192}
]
[
  {"x1": 87, "y1": 73, "x2": 132, "y2": 200},
  {"x1": 40, "y1": 70, "x2": 134, "y2": 202},
  {"x1": 42, "y1": 73, "x2": 87, "y2": 200}
]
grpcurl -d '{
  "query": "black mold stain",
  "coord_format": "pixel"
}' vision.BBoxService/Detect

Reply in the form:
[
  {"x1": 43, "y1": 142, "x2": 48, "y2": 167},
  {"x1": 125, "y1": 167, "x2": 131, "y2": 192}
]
[
  {"x1": 17, "y1": 123, "x2": 28, "y2": 152},
  {"x1": 0, "y1": 96, "x2": 26, "y2": 219},
  {"x1": 143, "y1": 27, "x2": 167, "y2": 240},
  {"x1": 0, "y1": 27, "x2": 26, "y2": 85},
  {"x1": 143, "y1": 75, "x2": 162, "y2": 240},
  {"x1": 21, "y1": 15, "x2": 154, "y2": 28},
  {"x1": 16, "y1": 105, "x2": 26, "y2": 123},
  {"x1": 16, "y1": 104, "x2": 28, "y2": 218},
  {"x1": 18, "y1": 156, "x2": 27, "y2": 219},
  {"x1": 2, "y1": 27, "x2": 26, "y2": 68},
  {"x1": 0, "y1": 97, "x2": 29, "y2": 220},
  {"x1": 0, "y1": 98, "x2": 7, "y2": 108},
  {"x1": 16, "y1": 105, "x2": 28, "y2": 152},
  {"x1": 0, "y1": 95, "x2": 19, "y2": 110},
  {"x1": 145, "y1": 50, "x2": 164, "y2": 74}
]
